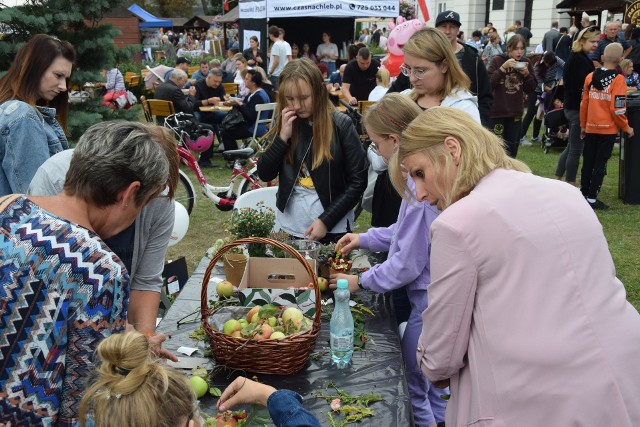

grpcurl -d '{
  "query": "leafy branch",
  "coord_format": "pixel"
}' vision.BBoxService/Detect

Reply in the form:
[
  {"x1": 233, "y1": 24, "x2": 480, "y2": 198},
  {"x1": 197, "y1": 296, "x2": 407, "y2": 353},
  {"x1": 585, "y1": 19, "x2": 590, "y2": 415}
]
[{"x1": 313, "y1": 381, "x2": 383, "y2": 427}]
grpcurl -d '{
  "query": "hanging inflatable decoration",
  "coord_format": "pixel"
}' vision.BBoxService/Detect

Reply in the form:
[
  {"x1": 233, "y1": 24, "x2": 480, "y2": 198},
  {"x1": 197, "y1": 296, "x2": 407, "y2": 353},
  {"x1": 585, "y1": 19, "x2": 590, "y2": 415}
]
[
  {"x1": 169, "y1": 201, "x2": 190, "y2": 247},
  {"x1": 381, "y1": 17, "x2": 425, "y2": 77}
]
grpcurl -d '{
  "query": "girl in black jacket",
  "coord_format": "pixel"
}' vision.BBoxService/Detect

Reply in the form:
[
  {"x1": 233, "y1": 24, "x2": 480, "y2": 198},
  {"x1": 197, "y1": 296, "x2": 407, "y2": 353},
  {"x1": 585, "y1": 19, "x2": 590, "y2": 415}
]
[
  {"x1": 554, "y1": 26, "x2": 600, "y2": 185},
  {"x1": 257, "y1": 59, "x2": 368, "y2": 243}
]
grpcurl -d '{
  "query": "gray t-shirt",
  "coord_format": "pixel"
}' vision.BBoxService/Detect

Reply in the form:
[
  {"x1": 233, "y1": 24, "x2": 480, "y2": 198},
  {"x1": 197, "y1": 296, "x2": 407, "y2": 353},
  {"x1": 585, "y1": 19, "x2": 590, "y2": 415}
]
[{"x1": 28, "y1": 149, "x2": 174, "y2": 292}]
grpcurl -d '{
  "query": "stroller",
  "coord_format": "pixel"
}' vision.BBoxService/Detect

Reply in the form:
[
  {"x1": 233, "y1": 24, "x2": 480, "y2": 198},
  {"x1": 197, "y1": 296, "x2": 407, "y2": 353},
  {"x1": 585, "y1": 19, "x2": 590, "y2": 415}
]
[{"x1": 540, "y1": 84, "x2": 569, "y2": 153}]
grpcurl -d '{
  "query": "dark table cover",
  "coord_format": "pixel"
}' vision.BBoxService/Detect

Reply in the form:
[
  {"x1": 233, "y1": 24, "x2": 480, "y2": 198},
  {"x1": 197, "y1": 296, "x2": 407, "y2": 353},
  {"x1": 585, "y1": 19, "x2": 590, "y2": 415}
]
[{"x1": 156, "y1": 256, "x2": 414, "y2": 426}]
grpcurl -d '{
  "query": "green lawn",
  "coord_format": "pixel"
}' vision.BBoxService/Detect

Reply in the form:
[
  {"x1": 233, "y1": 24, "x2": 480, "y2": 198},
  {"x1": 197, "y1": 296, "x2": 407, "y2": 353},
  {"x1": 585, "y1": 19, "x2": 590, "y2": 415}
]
[{"x1": 168, "y1": 143, "x2": 640, "y2": 310}]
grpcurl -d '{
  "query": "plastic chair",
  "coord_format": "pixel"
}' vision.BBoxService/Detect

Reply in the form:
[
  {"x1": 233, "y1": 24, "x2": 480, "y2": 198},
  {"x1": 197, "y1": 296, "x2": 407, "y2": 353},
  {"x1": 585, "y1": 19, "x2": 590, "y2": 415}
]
[
  {"x1": 233, "y1": 186, "x2": 280, "y2": 231},
  {"x1": 246, "y1": 102, "x2": 277, "y2": 151}
]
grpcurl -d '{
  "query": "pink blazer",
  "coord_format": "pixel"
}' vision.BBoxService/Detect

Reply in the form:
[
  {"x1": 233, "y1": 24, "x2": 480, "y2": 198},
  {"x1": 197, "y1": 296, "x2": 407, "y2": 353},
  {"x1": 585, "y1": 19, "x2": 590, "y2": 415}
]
[{"x1": 418, "y1": 168, "x2": 640, "y2": 426}]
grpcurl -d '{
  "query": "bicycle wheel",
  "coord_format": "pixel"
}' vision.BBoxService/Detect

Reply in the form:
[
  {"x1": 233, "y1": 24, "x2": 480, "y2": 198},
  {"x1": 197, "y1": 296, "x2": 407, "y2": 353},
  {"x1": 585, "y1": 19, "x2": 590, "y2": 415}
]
[{"x1": 175, "y1": 170, "x2": 196, "y2": 215}]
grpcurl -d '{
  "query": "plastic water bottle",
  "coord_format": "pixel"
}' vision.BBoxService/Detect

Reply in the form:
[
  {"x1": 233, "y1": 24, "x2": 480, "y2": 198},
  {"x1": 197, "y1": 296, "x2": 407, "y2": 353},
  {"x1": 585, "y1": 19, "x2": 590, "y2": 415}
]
[{"x1": 330, "y1": 279, "x2": 354, "y2": 368}]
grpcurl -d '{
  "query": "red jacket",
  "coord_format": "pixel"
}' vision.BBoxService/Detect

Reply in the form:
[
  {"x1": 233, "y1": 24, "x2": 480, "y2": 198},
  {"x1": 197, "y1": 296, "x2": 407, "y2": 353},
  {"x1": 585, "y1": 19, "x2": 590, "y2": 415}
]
[{"x1": 580, "y1": 68, "x2": 631, "y2": 135}]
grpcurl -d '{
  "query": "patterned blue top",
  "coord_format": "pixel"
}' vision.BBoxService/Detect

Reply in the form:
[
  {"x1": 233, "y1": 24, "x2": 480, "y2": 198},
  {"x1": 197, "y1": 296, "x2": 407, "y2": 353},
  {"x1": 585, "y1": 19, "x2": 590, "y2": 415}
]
[{"x1": 0, "y1": 196, "x2": 129, "y2": 426}]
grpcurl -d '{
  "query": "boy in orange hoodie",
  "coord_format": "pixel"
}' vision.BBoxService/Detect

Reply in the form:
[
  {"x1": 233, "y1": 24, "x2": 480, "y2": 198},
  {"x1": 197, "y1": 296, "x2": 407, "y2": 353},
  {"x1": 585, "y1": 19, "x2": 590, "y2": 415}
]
[{"x1": 580, "y1": 42, "x2": 634, "y2": 210}]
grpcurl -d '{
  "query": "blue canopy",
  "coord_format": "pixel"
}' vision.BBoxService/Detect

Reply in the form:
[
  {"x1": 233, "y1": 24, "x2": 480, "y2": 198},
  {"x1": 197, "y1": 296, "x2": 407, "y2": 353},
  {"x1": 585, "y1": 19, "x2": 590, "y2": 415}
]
[{"x1": 128, "y1": 3, "x2": 173, "y2": 28}]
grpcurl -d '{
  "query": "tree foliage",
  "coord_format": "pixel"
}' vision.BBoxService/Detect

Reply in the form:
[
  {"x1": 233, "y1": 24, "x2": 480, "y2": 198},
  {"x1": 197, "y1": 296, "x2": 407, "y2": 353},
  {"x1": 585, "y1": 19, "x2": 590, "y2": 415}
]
[
  {"x1": 0, "y1": 0, "x2": 141, "y2": 140},
  {"x1": 155, "y1": 0, "x2": 198, "y2": 18}
]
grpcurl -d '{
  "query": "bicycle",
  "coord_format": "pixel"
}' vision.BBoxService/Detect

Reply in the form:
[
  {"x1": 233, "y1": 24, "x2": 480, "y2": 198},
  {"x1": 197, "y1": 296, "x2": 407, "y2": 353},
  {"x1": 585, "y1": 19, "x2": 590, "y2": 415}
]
[{"x1": 164, "y1": 112, "x2": 274, "y2": 214}]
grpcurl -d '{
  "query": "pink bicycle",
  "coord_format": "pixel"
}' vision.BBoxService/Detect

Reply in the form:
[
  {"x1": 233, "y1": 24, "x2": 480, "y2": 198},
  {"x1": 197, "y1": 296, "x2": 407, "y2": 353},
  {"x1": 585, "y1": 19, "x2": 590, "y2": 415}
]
[{"x1": 165, "y1": 113, "x2": 274, "y2": 213}]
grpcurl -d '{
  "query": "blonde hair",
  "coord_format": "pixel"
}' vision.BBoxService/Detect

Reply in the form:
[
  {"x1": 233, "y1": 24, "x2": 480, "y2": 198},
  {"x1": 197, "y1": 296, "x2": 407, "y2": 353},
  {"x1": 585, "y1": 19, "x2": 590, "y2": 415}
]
[
  {"x1": 403, "y1": 28, "x2": 470, "y2": 104},
  {"x1": 603, "y1": 42, "x2": 623, "y2": 63},
  {"x1": 391, "y1": 106, "x2": 531, "y2": 208},
  {"x1": 572, "y1": 26, "x2": 601, "y2": 52},
  {"x1": 375, "y1": 67, "x2": 391, "y2": 88},
  {"x1": 621, "y1": 58, "x2": 633, "y2": 70},
  {"x1": 363, "y1": 93, "x2": 421, "y2": 138},
  {"x1": 270, "y1": 58, "x2": 335, "y2": 169},
  {"x1": 79, "y1": 332, "x2": 198, "y2": 427}
]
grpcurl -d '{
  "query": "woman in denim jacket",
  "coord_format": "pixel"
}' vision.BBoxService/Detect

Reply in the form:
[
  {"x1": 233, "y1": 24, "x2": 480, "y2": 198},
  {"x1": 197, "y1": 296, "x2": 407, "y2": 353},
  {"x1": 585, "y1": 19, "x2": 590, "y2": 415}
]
[{"x1": 0, "y1": 34, "x2": 75, "y2": 196}]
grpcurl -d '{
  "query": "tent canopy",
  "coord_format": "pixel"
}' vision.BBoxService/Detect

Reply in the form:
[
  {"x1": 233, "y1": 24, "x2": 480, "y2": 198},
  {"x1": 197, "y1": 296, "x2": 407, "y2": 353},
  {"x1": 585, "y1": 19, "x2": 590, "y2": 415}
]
[
  {"x1": 556, "y1": 0, "x2": 625, "y2": 13},
  {"x1": 128, "y1": 3, "x2": 173, "y2": 28}
]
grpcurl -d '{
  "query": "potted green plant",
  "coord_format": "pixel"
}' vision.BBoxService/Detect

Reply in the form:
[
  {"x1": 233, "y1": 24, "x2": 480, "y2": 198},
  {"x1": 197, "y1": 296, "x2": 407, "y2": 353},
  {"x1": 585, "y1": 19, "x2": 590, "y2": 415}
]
[{"x1": 226, "y1": 202, "x2": 276, "y2": 257}]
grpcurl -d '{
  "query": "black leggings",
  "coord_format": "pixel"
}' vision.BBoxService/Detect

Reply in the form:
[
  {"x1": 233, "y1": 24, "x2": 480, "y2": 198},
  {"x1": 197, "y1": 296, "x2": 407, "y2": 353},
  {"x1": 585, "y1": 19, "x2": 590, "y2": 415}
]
[
  {"x1": 580, "y1": 133, "x2": 616, "y2": 199},
  {"x1": 491, "y1": 117, "x2": 522, "y2": 157}
]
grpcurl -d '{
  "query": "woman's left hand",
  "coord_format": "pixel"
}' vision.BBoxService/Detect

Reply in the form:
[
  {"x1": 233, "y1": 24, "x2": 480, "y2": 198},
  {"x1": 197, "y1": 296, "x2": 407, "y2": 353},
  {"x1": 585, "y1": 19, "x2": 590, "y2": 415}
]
[{"x1": 305, "y1": 219, "x2": 328, "y2": 241}]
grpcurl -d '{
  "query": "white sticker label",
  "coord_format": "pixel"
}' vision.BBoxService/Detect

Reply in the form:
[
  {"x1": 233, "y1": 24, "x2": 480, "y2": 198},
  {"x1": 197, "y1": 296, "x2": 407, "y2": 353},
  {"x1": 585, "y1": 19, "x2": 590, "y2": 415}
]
[{"x1": 167, "y1": 279, "x2": 180, "y2": 295}]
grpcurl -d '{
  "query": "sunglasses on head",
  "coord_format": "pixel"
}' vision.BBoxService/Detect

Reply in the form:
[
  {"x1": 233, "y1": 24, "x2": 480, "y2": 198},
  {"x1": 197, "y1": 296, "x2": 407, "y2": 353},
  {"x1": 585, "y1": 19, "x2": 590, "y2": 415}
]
[{"x1": 578, "y1": 25, "x2": 599, "y2": 39}]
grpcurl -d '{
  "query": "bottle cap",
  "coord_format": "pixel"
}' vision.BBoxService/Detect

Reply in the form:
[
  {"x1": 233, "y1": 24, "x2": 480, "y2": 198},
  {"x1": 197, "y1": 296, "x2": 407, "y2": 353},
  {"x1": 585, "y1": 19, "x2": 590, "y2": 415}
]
[{"x1": 337, "y1": 279, "x2": 348, "y2": 289}]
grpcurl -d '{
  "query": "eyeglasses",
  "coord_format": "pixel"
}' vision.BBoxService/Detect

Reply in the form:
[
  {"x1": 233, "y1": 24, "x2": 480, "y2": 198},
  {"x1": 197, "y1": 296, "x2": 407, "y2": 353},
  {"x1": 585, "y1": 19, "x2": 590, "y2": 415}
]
[{"x1": 399, "y1": 64, "x2": 427, "y2": 80}]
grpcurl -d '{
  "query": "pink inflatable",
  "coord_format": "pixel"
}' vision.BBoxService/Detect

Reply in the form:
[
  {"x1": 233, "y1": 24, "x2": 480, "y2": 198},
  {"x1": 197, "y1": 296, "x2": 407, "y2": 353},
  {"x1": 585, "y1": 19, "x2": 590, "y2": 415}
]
[{"x1": 381, "y1": 17, "x2": 424, "y2": 77}]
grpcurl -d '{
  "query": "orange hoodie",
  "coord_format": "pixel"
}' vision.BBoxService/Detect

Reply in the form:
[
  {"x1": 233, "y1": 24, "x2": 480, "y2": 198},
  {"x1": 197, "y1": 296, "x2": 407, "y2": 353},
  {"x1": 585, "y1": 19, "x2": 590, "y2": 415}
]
[{"x1": 580, "y1": 68, "x2": 631, "y2": 135}]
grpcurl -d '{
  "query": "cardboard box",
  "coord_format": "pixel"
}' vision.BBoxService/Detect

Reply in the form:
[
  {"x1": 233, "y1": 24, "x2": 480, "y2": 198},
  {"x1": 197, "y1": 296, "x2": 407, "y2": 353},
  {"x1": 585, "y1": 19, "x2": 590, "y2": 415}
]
[{"x1": 237, "y1": 257, "x2": 317, "y2": 317}]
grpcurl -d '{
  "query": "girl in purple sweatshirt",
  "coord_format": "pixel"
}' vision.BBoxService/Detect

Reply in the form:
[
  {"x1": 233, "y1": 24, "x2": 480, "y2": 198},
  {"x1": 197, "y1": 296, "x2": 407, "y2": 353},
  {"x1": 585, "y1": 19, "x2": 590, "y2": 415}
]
[{"x1": 330, "y1": 93, "x2": 446, "y2": 427}]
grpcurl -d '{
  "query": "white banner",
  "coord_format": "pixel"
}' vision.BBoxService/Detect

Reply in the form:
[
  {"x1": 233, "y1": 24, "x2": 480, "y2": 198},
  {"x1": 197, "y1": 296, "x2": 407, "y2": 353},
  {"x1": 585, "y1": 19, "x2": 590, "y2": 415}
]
[
  {"x1": 239, "y1": 1, "x2": 267, "y2": 19},
  {"x1": 239, "y1": 0, "x2": 399, "y2": 19}
]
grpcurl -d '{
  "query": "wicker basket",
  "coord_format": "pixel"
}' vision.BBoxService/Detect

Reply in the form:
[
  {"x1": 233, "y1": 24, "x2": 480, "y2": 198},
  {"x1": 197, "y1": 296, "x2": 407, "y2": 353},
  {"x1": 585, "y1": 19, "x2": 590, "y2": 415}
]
[{"x1": 201, "y1": 237, "x2": 321, "y2": 375}]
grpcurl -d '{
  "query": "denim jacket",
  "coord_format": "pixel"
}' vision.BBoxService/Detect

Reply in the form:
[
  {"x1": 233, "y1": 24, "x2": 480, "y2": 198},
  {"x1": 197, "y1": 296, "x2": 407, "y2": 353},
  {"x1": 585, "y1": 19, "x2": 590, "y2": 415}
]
[
  {"x1": 0, "y1": 100, "x2": 68, "y2": 195},
  {"x1": 267, "y1": 390, "x2": 321, "y2": 427}
]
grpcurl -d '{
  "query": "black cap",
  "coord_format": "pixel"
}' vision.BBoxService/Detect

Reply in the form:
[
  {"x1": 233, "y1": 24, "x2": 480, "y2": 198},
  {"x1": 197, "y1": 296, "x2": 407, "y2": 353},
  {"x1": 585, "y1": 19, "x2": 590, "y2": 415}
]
[
  {"x1": 435, "y1": 10, "x2": 462, "y2": 27},
  {"x1": 176, "y1": 57, "x2": 189, "y2": 65}
]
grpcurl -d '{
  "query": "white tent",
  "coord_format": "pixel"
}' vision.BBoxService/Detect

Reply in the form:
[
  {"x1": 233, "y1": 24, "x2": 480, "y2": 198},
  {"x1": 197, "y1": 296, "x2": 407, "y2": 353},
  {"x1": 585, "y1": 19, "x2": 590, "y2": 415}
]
[{"x1": 239, "y1": 0, "x2": 399, "y2": 19}]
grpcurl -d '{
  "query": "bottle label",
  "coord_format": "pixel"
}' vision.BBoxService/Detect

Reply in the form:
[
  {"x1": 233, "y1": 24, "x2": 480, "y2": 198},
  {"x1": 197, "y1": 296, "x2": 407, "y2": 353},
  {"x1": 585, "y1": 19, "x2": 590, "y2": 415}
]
[{"x1": 330, "y1": 333, "x2": 353, "y2": 350}]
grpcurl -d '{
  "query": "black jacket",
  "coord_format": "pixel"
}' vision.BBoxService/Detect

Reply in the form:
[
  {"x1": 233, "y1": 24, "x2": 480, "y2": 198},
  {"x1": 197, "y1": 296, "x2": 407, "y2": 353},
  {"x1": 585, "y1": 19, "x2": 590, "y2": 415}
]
[
  {"x1": 257, "y1": 112, "x2": 368, "y2": 231},
  {"x1": 154, "y1": 80, "x2": 195, "y2": 124},
  {"x1": 458, "y1": 42, "x2": 493, "y2": 127},
  {"x1": 563, "y1": 51, "x2": 595, "y2": 111}
]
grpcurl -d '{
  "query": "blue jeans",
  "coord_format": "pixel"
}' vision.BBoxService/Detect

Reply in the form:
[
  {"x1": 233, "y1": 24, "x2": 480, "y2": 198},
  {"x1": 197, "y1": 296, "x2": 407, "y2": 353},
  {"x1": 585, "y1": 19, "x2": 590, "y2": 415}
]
[
  {"x1": 555, "y1": 109, "x2": 584, "y2": 182},
  {"x1": 322, "y1": 61, "x2": 337, "y2": 74},
  {"x1": 267, "y1": 389, "x2": 321, "y2": 426}
]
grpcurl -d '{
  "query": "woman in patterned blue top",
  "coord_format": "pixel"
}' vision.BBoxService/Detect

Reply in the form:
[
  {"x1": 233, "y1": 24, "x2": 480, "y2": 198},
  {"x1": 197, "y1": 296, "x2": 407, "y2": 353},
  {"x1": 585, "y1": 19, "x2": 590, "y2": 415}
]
[{"x1": 0, "y1": 121, "x2": 171, "y2": 426}]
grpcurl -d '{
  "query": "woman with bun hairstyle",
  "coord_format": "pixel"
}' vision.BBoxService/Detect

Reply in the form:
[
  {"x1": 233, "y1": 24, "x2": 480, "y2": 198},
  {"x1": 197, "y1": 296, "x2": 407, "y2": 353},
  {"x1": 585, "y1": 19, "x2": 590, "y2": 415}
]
[{"x1": 79, "y1": 331, "x2": 200, "y2": 427}]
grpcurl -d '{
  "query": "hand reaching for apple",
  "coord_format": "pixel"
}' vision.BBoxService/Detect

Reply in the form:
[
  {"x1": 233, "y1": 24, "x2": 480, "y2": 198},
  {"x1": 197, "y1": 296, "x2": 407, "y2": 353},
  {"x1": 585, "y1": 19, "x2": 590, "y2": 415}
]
[
  {"x1": 217, "y1": 376, "x2": 277, "y2": 411},
  {"x1": 335, "y1": 233, "x2": 360, "y2": 256}
]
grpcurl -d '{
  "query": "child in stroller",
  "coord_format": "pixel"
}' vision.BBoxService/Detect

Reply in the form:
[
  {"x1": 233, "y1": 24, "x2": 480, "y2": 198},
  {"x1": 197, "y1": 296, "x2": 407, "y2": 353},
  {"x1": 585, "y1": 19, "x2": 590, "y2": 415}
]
[{"x1": 541, "y1": 84, "x2": 569, "y2": 153}]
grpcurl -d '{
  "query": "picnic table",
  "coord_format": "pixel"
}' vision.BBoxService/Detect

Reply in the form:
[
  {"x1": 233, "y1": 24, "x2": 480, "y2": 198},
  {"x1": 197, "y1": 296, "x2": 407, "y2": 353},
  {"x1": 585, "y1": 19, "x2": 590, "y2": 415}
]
[{"x1": 156, "y1": 255, "x2": 414, "y2": 426}]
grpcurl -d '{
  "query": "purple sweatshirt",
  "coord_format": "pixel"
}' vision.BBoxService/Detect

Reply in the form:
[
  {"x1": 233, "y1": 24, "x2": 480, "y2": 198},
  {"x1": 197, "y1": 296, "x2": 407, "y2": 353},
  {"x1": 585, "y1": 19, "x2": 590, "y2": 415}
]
[{"x1": 358, "y1": 177, "x2": 440, "y2": 293}]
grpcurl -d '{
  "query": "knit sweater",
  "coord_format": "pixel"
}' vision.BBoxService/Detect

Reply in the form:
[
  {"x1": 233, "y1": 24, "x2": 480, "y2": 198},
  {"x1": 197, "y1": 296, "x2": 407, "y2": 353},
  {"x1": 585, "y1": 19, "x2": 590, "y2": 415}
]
[{"x1": 580, "y1": 68, "x2": 631, "y2": 135}]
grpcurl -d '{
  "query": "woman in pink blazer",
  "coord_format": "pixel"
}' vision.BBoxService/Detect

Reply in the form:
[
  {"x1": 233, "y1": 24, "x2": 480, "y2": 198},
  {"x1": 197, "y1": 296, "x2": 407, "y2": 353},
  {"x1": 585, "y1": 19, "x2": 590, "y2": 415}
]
[{"x1": 390, "y1": 106, "x2": 640, "y2": 426}]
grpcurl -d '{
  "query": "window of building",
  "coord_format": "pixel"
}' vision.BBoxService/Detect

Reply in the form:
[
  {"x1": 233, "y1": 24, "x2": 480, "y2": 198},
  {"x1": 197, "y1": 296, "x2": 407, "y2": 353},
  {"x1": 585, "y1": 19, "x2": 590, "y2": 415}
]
[{"x1": 492, "y1": 0, "x2": 504, "y2": 11}]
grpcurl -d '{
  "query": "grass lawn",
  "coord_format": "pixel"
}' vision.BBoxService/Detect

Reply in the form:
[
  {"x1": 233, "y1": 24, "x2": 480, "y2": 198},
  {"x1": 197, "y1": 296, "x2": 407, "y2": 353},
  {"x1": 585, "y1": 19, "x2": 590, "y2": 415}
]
[{"x1": 167, "y1": 143, "x2": 640, "y2": 310}]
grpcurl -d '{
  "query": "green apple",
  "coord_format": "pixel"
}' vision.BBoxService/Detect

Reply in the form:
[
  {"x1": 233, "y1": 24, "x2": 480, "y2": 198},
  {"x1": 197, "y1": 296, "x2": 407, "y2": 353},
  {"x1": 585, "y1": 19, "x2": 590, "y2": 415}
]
[
  {"x1": 282, "y1": 307, "x2": 304, "y2": 324},
  {"x1": 189, "y1": 375, "x2": 209, "y2": 398},
  {"x1": 246, "y1": 306, "x2": 261, "y2": 322},
  {"x1": 222, "y1": 319, "x2": 242, "y2": 335},
  {"x1": 216, "y1": 280, "x2": 234, "y2": 298},
  {"x1": 270, "y1": 331, "x2": 286, "y2": 339},
  {"x1": 316, "y1": 277, "x2": 329, "y2": 292},
  {"x1": 267, "y1": 316, "x2": 277, "y2": 327}
]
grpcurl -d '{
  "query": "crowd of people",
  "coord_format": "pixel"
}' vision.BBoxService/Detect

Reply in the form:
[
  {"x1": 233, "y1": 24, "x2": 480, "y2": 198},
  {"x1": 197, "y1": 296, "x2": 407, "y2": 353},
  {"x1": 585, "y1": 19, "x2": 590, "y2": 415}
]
[{"x1": 2, "y1": 12, "x2": 640, "y2": 426}]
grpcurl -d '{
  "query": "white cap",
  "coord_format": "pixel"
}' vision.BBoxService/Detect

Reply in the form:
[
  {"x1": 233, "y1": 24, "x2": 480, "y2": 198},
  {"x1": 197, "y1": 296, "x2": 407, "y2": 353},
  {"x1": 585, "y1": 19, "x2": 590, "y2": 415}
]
[{"x1": 582, "y1": 12, "x2": 590, "y2": 20}]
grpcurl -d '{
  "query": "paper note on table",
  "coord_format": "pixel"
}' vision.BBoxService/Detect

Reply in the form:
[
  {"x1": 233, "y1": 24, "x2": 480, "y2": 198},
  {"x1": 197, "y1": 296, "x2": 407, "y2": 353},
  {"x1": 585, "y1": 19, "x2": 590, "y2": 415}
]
[
  {"x1": 177, "y1": 346, "x2": 199, "y2": 356},
  {"x1": 167, "y1": 356, "x2": 211, "y2": 369}
]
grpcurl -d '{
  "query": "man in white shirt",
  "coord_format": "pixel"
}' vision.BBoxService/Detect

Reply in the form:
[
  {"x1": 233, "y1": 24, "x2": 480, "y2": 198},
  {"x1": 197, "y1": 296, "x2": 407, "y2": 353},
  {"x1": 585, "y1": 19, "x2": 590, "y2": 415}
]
[{"x1": 268, "y1": 25, "x2": 289, "y2": 90}]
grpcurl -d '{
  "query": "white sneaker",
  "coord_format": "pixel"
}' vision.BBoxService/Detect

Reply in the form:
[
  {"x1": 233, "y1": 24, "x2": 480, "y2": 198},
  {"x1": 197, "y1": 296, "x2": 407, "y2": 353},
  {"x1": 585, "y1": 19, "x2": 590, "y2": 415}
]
[{"x1": 520, "y1": 137, "x2": 532, "y2": 146}]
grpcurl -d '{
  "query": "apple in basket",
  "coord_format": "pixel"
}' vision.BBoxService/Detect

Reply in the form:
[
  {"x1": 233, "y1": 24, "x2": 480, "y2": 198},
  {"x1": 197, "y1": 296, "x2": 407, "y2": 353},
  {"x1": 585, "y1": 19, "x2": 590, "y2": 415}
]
[
  {"x1": 222, "y1": 319, "x2": 242, "y2": 335},
  {"x1": 246, "y1": 306, "x2": 261, "y2": 323},
  {"x1": 282, "y1": 307, "x2": 304, "y2": 331}
]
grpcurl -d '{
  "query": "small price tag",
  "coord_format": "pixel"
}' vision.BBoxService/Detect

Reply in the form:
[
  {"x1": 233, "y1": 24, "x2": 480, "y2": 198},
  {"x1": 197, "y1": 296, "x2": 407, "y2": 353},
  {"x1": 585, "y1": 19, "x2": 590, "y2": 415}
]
[{"x1": 167, "y1": 278, "x2": 180, "y2": 295}]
